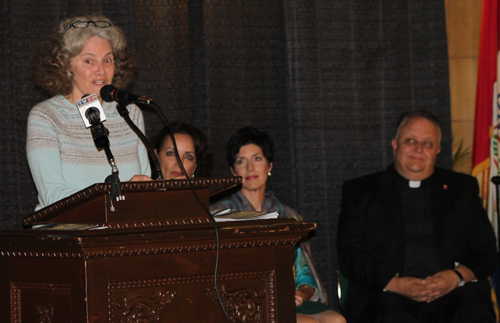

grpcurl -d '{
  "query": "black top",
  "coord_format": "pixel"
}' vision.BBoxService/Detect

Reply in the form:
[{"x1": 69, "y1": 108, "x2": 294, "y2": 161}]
[{"x1": 394, "y1": 170, "x2": 440, "y2": 278}]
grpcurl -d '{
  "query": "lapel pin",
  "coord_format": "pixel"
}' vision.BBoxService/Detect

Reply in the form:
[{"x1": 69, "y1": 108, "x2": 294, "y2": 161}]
[{"x1": 443, "y1": 184, "x2": 448, "y2": 190}]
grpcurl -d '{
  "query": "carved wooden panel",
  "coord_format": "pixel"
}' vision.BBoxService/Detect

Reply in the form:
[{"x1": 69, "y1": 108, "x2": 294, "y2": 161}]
[
  {"x1": 0, "y1": 219, "x2": 309, "y2": 322},
  {"x1": 11, "y1": 282, "x2": 70, "y2": 323},
  {"x1": 114, "y1": 289, "x2": 176, "y2": 323},
  {"x1": 109, "y1": 271, "x2": 275, "y2": 323}
]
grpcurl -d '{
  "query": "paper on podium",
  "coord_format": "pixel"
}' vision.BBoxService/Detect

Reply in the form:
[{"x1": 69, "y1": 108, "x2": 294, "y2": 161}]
[{"x1": 211, "y1": 209, "x2": 279, "y2": 222}]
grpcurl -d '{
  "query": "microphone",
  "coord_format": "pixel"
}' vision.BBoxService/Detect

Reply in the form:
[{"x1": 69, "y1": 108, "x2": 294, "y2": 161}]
[
  {"x1": 85, "y1": 107, "x2": 101, "y2": 124},
  {"x1": 76, "y1": 94, "x2": 107, "y2": 128},
  {"x1": 77, "y1": 95, "x2": 110, "y2": 151},
  {"x1": 100, "y1": 85, "x2": 154, "y2": 104},
  {"x1": 100, "y1": 85, "x2": 164, "y2": 180}
]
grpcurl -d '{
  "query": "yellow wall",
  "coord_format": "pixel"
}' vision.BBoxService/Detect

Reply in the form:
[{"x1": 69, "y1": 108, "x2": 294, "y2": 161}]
[{"x1": 445, "y1": 0, "x2": 482, "y2": 174}]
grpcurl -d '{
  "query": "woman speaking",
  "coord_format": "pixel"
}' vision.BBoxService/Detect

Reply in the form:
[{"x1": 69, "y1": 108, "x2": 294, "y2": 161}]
[{"x1": 28, "y1": 15, "x2": 151, "y2": 210}]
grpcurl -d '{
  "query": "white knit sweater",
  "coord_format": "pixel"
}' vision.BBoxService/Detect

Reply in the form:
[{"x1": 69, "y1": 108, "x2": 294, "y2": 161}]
[{"x1": 27, "y1": 95, "x2": 151, "y2": 210}]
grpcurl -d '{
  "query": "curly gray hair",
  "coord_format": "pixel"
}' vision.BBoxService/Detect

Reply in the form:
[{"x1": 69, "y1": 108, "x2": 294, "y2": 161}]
[{"x1": 32, "y1": 14, "x2": 136, "y2": 96}]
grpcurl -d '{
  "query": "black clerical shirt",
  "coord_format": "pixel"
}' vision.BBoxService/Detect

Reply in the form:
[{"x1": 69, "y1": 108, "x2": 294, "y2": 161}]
[{"x1": 395, "y1": 171, "x2": 441, "y2": 278}]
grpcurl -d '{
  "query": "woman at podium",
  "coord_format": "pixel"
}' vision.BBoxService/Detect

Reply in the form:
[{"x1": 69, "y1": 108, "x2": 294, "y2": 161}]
[
  {"x1": 27, "y1": 15, "x2": 151, "y2": 211},
  {"x1": 211, "y1": 126, "x2": 345, "y2": 323},
  {"x1": 151, "y1": 122, "x2": 210, "y2": 179}
]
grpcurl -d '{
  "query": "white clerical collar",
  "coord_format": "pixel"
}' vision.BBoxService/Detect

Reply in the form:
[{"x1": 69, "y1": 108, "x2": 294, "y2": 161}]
[{"x1": 409, "y1": 180, "x2": 421, "y2": 188}]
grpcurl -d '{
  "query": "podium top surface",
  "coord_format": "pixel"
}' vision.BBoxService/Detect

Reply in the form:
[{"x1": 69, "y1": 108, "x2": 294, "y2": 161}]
[
  {"x1": 23, "y1": 176, "x2": 241, "y2": 226},
  {"x1": 0, "y1": 218, "x2": 317, "y2": 259}
]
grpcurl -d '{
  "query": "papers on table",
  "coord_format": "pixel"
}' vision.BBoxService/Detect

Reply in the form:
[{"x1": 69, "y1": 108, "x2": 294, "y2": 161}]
[{"x1": 210, "y1": 208, "x2": 279, "y2": 222}]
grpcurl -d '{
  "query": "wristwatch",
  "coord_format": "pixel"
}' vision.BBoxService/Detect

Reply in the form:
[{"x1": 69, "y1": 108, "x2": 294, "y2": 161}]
[{"x1": 453, "y1": 269, "x2": 465, "y2": 287}]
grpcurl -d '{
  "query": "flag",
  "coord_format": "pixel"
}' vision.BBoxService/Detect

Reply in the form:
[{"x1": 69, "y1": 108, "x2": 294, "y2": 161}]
[
  {"x1": 490, "y1": 51, "x2": 500, "y2": 323},
  {"x1": 474, "y1": 1, "x2": 500, "y2": 321},
  {"x1": 472, "y1": 0, "x2": 499, "y2": 179},
  {"x1": 489, "y1": 77, "x2": 499, "y2": 238}
]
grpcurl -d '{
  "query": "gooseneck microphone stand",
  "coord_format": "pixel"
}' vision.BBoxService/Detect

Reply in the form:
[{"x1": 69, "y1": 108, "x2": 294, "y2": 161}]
[
  {"x1": 113, "y1": 99, "x2": 164, "y2": 180},
  {"x1": 86, "y1": 108, "x2": 124, "y2": 211},
  {"x1": 100, "y1": 85, "x2": 164, "y2": 180}
]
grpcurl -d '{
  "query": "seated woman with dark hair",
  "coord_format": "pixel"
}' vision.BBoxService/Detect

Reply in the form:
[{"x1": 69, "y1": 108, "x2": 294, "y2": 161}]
[
  {"x1": 151, "y1": 122, "x2": 210, "y2": 179},
  {"x1": 211, "y1": 126, "x2": 345, "y2": 323}
]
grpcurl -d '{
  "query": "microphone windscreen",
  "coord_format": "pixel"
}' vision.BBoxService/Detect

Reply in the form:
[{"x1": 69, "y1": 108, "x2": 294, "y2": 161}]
[{"x1": 100, "y1": 84, "x2": 116, "y2": 102}]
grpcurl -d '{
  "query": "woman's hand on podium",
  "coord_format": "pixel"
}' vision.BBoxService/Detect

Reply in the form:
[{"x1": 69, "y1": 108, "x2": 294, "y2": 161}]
[{"x1": 129, "y1": 175, "x2": 153, "y2": 181}]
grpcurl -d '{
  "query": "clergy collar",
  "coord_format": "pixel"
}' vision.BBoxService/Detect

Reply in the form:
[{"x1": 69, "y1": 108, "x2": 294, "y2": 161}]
[
  {"x1": 409, "y1": 180, "x2": 421, "y2": 188},
  {"x1": 388, "y1": 164, "x2": 433, "y2": 189}
]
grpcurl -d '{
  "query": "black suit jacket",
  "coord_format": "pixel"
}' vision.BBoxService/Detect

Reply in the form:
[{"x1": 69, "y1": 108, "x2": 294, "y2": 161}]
[{"x1": 337, "y1": 165, "x2": 498, "y2": 322}]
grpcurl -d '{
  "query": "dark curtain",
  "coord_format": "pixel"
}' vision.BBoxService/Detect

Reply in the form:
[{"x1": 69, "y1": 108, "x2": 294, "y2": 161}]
[{"x1": 0, "y1": 0, "x2": 451, "y2": 310}]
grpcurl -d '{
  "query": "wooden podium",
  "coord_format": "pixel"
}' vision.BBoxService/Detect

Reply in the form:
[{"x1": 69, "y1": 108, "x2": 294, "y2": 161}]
[{"x1": 0, "y1": 178, "x2": 316, "y2": 323}]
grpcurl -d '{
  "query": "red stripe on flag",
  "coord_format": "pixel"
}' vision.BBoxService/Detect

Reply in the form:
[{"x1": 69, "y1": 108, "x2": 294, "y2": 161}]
[{"x1": 472, "y1": 0, "x2": 499, "y2": 177}]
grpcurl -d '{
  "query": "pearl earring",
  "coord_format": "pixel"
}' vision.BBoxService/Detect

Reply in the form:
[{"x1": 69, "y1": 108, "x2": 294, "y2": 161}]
[{"x1": 268, "y1": 172, "x2": 272, "y2": 177}]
